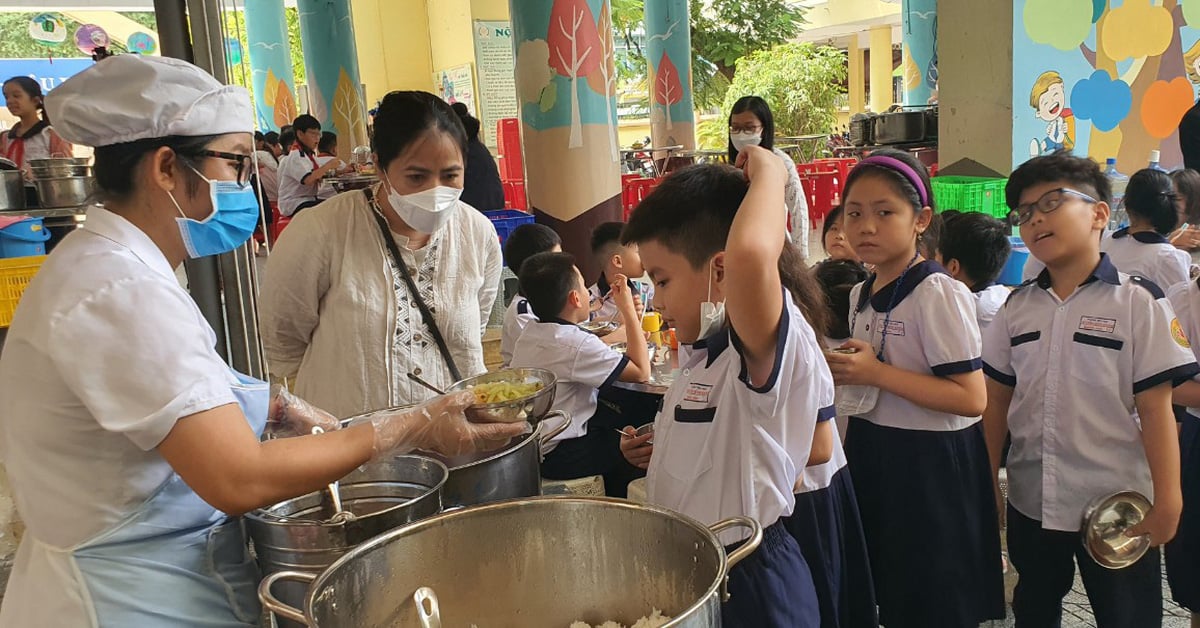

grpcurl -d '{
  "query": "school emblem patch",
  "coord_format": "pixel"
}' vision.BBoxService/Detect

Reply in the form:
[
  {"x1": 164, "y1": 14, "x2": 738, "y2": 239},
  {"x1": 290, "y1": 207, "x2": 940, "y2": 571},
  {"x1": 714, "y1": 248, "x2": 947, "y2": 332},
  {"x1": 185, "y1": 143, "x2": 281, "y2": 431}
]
[{"x1": 1172, "y1": 318, "x2": 1190, "y2": 348}]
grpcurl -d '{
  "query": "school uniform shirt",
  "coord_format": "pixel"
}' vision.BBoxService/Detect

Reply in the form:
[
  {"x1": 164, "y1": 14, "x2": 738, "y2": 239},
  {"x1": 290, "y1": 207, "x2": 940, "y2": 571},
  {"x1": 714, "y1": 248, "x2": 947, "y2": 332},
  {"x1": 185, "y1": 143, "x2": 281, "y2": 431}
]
[
  {"x1": 508, "y1": 319, "x2": 628, "y2": 450},
  {"x1": 0, "y1": 206, "x2": 239, "y2": 552},
  {"x1": 1169, "y1": 278, "x2": 1200, "y2": 420},
  {"x1": 975, "y1": 283, "x2": 1010, "y2": 332},
  {"x1": 277, "y1": 149, "x2": 323, "y2": 216},
  {"x1": 1101, "y1": 227, "x2": 1190, "y2": 292},
  {"x1": 647, "y1": 292, "x2": 833, "y2": 544},
  {"x1": 499, "y1": 296, "x2": 536, "y2": 367},
  {"x1": 0, "y1": 121, "x2": 72, "y2": 172},
  {"x1": 588, "y1": 274, "x2": 654, "y2": 322},
  {"x1": 253, "y1": 150, "x2": 279, "y2": 203},
  {"x1": 983, "y1": 254, "x2": 1199, "y2": 531},
  {"x1": 848, "y1": 261, "x2": 983, "y2": 431}
]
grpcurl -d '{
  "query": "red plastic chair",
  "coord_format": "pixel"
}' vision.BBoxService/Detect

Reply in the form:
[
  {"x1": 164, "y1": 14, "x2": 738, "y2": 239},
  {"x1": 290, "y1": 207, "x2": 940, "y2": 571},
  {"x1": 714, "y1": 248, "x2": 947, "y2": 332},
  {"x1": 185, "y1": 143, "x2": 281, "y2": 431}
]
[
  {"x1": 796, "y1": 164, "x2": 838, "y2": 227},
  {"x1": 622, "y1": 177, "x2": 660, "y2": 220},
  {"x1": 503, "y1": 180, "x2": 528, "y2": 210},
  {"x1": 271, "y1": 205, "x2": 292, "y2": 244},
  {"x1": 815, "y1": 157, "x2": 857, "y2": 198}
]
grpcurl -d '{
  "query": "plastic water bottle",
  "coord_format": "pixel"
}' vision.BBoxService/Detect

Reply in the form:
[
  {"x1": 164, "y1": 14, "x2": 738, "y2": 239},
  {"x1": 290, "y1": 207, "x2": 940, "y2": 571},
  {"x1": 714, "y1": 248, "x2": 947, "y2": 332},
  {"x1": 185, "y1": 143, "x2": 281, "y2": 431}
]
[
  {"x1": 1105, "y1": 158, "x2": 1129, "y2": 229},
  {"x1": 1149, "y1": 150, "x2": 1168, "y2": 172}
]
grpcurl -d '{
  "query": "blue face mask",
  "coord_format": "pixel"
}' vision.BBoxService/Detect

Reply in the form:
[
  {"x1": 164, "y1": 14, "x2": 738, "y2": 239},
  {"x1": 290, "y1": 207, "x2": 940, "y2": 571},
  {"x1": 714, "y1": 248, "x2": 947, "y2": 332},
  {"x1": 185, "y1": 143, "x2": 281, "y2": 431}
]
[{"x1": 169, "y1": 168, "x2": 260, "y2": 258}]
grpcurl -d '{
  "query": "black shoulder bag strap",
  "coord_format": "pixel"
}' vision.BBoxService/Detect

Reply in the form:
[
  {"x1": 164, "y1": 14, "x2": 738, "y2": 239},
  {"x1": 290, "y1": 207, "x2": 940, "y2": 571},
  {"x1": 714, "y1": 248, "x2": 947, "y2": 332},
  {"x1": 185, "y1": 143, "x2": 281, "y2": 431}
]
[{"x1": 363, "y1": 187, "x2": 462, "y2": 381}]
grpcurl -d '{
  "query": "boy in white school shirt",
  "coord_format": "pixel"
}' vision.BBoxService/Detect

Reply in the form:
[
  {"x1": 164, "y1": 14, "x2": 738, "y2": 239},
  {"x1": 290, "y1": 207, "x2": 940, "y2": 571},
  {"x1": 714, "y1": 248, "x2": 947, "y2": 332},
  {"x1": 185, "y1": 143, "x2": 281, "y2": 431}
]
[
  {"x1": 588, "y1": 222, "x2": 649, "y2": 323},
  {"x1": 509, "y1": 252, "x2": 652, "y2": 497},
  {"x1": 935, "y1": 211, "x2": 1013, "y2": 331},
  {"x1": 983, "y1": 152, "x2": 1199, "y2": 627},
  {"x1": 618, "y1": 148, "x2": 828, "y2": 627},
  {"x1": 499, "y1": 223, "x2": 561, "y2": 366}
]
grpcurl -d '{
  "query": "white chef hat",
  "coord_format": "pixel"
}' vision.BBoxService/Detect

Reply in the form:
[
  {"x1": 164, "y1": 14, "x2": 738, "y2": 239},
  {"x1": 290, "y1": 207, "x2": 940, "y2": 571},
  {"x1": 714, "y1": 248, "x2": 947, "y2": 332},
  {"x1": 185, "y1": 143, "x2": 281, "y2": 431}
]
[{"x1": 45, "y1": 55, "x2": 253, "y2": 148}]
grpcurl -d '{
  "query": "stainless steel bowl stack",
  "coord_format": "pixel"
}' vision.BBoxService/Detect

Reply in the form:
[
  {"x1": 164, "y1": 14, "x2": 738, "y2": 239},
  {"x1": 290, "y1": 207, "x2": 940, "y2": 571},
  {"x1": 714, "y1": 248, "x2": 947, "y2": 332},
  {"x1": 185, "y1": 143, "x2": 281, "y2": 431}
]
[{"x1": 29, "y1": 158, "x2": 95, "y2": 208}]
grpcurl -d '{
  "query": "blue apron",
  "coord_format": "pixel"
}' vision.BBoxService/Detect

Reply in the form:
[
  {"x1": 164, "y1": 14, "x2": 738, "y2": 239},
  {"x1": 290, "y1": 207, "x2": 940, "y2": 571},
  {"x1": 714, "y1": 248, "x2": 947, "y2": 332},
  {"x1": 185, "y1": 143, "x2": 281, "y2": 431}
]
[{"x1": 70, "y1": 371, "x2": 268, "y2": 626}]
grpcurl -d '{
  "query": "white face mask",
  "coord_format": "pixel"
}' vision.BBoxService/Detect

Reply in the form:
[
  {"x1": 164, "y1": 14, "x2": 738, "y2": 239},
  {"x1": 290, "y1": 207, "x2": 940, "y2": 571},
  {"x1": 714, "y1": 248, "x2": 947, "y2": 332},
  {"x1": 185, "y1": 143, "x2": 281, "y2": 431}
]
[
  {"x1": 697, "y1": 260, "x2": 726, "y2": 340},
  {"x1": 384, "y1": 176, "x2": 462, "y2": 233},
  {"x1": 730, "y1": 132, "x2": 762, "y2": 153}
]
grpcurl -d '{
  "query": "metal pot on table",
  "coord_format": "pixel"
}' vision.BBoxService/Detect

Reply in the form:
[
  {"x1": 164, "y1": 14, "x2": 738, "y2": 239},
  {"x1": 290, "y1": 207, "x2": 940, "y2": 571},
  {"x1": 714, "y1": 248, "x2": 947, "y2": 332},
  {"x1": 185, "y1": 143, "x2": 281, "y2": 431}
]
[
  {"x1": 246, "y1": 455, "x2": 448, "y2": 624},
  {"x1": 259, "y1": 496, "x2": 763, "y2": 627},
  {"x1": 341, "y1": 405, "x2": 572, "y2": 509},
  {"x1": 0, "y1": 169, "x2": 25, "y2": 211}
]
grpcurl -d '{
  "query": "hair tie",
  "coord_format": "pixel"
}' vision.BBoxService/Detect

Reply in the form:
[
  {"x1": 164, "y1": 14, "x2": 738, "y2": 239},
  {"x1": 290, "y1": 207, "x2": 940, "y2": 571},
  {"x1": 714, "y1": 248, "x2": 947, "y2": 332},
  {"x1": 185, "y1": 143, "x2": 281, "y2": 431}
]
[{"x1": 853, "y1": 155, "x2": 930, "y2": 207}]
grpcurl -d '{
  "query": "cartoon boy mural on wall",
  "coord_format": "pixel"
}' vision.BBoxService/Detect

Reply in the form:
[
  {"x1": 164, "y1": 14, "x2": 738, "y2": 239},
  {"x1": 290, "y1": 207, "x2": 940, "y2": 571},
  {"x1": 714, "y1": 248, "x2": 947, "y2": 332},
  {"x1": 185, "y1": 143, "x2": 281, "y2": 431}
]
[
  {"x1": 1029, "y1": 70, "x2": 1076, "y2": 156},
  {"x1": 1186, "y1": 39, "x2": 1200, "y2": 91}
]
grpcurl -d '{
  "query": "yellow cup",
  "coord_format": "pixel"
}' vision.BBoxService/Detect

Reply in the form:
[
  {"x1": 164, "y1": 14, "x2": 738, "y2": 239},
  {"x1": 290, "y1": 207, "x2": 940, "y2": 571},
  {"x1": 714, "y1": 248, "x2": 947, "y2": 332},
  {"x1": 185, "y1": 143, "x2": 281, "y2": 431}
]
[{"x1": 641, "y1": 311, "x2": 663, "y2": 333}]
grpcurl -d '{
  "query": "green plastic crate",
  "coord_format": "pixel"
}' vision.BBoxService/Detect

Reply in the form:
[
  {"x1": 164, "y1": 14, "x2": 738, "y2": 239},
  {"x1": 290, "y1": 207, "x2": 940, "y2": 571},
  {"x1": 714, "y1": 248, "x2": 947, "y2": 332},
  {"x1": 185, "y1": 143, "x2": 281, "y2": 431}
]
[{"x1": 931, "y1": 176, "x2": 1009, "y2": 219}]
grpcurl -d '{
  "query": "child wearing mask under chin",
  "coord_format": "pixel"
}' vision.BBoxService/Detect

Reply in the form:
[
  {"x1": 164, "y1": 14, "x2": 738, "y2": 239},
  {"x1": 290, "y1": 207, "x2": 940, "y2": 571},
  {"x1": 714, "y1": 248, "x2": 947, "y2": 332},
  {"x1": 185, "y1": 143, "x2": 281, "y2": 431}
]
[{"x1": 727, "y1": 95, "x2": 810, "y2": 260}]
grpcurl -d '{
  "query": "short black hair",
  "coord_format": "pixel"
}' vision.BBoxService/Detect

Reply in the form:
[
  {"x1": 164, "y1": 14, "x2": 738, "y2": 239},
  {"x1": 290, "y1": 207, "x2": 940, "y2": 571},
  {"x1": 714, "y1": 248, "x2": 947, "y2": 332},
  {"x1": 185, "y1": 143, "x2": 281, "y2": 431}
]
[
  {"x1": 292, "y1": 114, "x2": 321, "y2": 133},
  {"x1": 518, "y1": 252, "x2": 580, "y2": 321},
  {"x1": 812, "y1": 258, "x2": 871, "y2": 339},
  {"x1": 842, "y1": 147, "x2": 935, "y2": 214},
  {"x1": 1125, "y1": 168, "x2": 1180, "y2": 235},
  {"x1": 938, "y1": 212, "x2": 1012, "y2": 290},
  {"x1": 93, "y1": 135, "x2": 218, "y2": 202},
  {"x1": 372, "y1": 91, "x2": 468, "y2": 170},
  {"x1": 920, "y1": 211, "x2": 943, "y2": 260},
  {"x1": 504, "y1": 223, "x2": 561, "y2": 277},
  {"x1": 264, "y1": 131, "x2": 280, "y2": 145},
  {"x1": 1172, "y1": 168, "x2": 1200, "y2": 224},
  {"x1": 278, "y1": 129, "x2": 296, "y2": 154},
  {"x1": 727, "y1": 95, "x2": 775, "y2": 162},
  {"x1": 318, "y1": 131, "x2": 338, "y2": 154},
  {"x1": 1006, "y1": 151, "x2": 1111, "y2": 211},
  {"x1": 821, "y1": 204, "x2": 844, "y2": 248},
  {"x1": 590, "y1": 221, "x2": 626, "y2": 260},
  {"x1": 624, "y1": 164, "x2": 830, "y2": 337},
  {"x1": 254, "y1": 130, "x2": 265, "y2": 143},
  {"x1": 450, "y1": 102, "x2": 469, "y2": 117}
]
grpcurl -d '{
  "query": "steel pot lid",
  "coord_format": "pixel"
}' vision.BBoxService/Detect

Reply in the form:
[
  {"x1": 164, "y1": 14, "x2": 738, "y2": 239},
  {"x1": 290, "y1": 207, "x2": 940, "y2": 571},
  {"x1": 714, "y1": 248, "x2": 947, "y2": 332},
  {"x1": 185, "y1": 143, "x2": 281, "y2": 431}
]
[{"x1": 1080, "y1": 490, "x2": 1152, "y2": 569}]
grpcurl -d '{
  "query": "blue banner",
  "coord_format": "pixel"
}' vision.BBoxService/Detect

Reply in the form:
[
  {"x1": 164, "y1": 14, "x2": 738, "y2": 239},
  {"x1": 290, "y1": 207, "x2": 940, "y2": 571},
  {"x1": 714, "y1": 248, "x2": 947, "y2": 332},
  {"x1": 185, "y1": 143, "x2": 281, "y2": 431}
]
[{"x1": 0, "y1": 58, "x2": 94, "y2": 94}]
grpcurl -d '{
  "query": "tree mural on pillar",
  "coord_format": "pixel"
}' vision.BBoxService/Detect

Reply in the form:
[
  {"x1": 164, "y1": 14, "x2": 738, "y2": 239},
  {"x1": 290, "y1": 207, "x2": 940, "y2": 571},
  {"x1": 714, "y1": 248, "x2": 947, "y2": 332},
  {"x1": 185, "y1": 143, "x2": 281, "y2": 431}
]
[
  {"x1": 654, "y1": 51, "x2": 683, "y2": 130},
  {"x1": 549, "y1": 0, "x2": 602, "y2": 148},
  {"x1": 587, "y1": 0, "x2": 620, "y2": 162}
]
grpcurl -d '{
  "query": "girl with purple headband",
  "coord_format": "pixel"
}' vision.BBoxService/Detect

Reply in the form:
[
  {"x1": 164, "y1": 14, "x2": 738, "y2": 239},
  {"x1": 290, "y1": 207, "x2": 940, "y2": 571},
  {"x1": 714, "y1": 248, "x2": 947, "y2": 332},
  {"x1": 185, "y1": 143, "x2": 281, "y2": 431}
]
[{"x1": 824, "y1": 149, "x2": 1005, "y2": 628}]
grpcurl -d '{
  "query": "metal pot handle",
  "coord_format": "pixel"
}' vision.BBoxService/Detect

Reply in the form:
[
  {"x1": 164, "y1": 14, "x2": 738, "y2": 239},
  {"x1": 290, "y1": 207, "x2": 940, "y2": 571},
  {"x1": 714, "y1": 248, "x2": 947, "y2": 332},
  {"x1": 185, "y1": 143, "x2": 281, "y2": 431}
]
[
  {"x1": 413, "y1": 586, "x2": 443, "y2": 628},
  {"x1": 258, "y1": 570, "x2": 316, "y2": 625},
  {"x1": 538, "y1": 410, "x2": 572, "y2": 447},
  {"x1": 709, "y1": 516, "x2": 763, "y2": 602}
]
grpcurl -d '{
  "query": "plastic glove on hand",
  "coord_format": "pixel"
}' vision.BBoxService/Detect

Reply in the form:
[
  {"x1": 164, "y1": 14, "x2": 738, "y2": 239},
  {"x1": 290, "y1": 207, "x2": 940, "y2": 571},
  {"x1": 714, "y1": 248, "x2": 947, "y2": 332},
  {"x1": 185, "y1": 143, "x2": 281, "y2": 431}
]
[
  {"x1": 353, "y1": 391, "x2": 530, "y2": 460},
  {"x1": 268, "y1": 384, "x2": 341, "y2": 434}
]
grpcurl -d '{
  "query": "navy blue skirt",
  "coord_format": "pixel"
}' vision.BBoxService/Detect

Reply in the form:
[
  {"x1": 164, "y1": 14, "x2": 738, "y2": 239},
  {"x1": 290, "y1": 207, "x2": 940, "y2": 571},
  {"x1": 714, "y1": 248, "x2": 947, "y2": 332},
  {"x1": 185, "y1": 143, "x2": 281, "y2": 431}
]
[
  {"x1": 1167, "y1": 413, "x2": 1200, "y2": 612},
  {"x1": 722, "y1": 520, "x2": 821, "y2": 628},
  {"x1": 785, "y1": 465, "x2": 879, "y2": 628},
  {"x1": 844, "y1": 418, "x2": 1006, "y2": 628}
]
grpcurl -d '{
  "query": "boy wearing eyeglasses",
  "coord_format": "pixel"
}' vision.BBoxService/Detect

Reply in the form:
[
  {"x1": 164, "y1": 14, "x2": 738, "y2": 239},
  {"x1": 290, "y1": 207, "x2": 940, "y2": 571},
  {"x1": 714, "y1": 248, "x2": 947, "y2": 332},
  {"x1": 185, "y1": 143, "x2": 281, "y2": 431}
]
[{"x1": 981, "y1": 151, "x2": 1199, "y2": 626}]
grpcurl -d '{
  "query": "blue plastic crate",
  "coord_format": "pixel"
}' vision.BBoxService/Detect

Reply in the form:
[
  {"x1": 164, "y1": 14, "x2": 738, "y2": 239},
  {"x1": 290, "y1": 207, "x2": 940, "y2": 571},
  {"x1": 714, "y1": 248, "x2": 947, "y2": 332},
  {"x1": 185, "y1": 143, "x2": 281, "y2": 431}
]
[
  {"x1": 484, "y1": 209, "x2": 535, "y2": 246},
  {"x1": 998, "y1": 236, "x2": 1028, "y2": 286},
  {"x1": 0, "y1": 218, "x2": 49, "y2": 259}
]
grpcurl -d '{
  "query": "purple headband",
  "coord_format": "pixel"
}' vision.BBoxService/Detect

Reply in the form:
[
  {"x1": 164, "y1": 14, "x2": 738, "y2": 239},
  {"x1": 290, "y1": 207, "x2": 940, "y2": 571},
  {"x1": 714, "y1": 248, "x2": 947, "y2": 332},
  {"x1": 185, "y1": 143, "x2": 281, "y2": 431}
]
[{"x1": 852, "y1": 155, "x2": 930, "y2": 207}]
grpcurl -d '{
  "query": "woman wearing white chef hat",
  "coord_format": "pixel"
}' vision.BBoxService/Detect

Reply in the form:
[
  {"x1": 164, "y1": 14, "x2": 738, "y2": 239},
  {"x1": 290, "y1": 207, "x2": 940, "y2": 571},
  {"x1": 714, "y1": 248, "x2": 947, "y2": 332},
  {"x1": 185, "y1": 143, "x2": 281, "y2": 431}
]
[{"x1": 0, "y1": 55, "x2": 525, "y2": 626}]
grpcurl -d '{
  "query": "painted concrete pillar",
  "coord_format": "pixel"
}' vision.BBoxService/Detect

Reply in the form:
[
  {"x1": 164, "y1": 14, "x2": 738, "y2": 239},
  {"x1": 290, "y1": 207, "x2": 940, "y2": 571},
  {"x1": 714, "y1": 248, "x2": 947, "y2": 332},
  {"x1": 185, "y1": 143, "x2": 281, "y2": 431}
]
[
  {"x1": 869, "y1": 25, "x2": 893, "y2": 113},
  {"x1": 848, "y1": 35, "x2": 865, "y2": 115},
  {"x1": 644, "y1": 0, "x2": 695, "y2": 151},
  {"x1": 296, "y1": 0, "x2": 368, "y2": 161},
  {"x1": 245, "y1": 0, "x2": 298, "y2": 132},
  {"x1": 901, "y1": 0, "x2": 937, "y2": 105},
  {"x1": 510, "y1": 0, "x2": 622, "y2": 282}
]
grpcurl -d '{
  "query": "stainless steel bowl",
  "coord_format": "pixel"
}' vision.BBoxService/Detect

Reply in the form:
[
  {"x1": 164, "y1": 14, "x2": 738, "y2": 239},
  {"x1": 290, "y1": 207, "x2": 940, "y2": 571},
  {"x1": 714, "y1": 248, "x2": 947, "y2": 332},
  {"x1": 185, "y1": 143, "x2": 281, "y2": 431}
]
[
  {"x1": 34, "y1": 176, "x2": 95, "y2": 208},
  {"x1": 29, "y1": 157, "x2": 90, "y2": 168},
  {"x1": 1081, "y1": 490, "x2": 1153, "y2": 569},
  {"x1": 579, "y1": 319, "x2": 620, "y2": 336},
  {"x1": 636, "y1": 422, "x2": 655, "y2": 444},
  {"x1": 448, "y1": 367, "x2": 557, "y2": 424},
  {"x1": 30, "y1": 164, "x2": 91, "y2": 179},
  {"x1": 330, "y1": 174, "x2": 377, "y2": 193}
]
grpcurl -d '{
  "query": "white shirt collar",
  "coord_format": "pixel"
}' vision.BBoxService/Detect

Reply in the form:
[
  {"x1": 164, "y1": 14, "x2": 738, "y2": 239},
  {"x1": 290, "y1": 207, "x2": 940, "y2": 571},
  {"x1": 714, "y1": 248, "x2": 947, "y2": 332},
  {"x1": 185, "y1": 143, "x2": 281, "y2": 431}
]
[{"x1": 82, "y1": 206, "x2": 179, "y2": 282}]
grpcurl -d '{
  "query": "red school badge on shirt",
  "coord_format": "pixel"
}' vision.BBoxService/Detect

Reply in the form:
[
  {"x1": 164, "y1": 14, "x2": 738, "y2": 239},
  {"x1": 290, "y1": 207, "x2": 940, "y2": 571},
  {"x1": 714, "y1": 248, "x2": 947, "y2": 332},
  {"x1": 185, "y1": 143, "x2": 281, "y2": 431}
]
[
  {"x1": 1172, "y1": 318, "x2": 1190, "y2": 348},
  {"x1": 1079, "y1": 316, "x2": 1117, "y2": 334}
]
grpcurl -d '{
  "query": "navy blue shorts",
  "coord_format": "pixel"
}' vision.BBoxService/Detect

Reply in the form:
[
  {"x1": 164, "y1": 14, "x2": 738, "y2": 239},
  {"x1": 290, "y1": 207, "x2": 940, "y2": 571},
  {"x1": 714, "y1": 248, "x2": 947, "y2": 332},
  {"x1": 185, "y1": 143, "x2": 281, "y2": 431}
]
[
  {"x1": 722, "y1": 519, "x2": 820, "y2": 628},
  {"x1": 845, "y1": 418, "x2": 1005, "y2": 628},
  {"x1": 785, "y1": 465, "x2": 878, "y2": 628},
  {"x1": 1168, "y1": 413, "x2": 1200, "y2": 612}
]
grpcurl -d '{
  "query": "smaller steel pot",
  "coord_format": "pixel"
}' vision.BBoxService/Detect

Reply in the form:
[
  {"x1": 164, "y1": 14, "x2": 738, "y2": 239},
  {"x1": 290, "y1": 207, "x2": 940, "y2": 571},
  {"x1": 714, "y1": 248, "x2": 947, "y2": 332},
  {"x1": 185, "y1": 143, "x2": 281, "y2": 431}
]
[
  {"x1": 0, "y1": 170, "x2": 25, "y2": 210},
  {"x1": 34, "y1": 176, "x2": 95, "y2": 208},
  {"x1": 1081, "y1": 490, "x2": 1153, "y2": 569}
]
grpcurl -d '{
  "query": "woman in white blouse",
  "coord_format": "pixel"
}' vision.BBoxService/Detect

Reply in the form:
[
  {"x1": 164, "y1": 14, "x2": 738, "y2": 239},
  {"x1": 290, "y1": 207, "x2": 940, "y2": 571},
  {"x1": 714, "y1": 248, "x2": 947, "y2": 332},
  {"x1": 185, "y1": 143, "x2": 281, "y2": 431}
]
[{"x1": 260, "y1": 91, "x2": 503, "y2": 418}]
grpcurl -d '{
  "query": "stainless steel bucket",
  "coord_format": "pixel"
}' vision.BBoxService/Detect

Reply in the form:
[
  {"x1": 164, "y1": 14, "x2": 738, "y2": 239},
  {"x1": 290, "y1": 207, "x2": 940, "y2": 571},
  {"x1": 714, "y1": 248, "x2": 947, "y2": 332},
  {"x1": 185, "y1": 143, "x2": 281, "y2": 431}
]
[
  {"x1": 246, "y1": 455, "x2": 448, "y2": 622},
  {"x1": 0, "y1": 170, "x2": 25, "y2": 210},
  {"x1": 260, "y1": 497, "x2": 762, "y2": 627}
]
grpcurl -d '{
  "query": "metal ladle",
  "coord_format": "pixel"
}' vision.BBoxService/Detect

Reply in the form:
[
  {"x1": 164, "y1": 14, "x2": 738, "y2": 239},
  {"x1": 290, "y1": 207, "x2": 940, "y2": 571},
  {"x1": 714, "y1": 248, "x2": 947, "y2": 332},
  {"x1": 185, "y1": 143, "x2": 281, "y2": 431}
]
[
  {"x1": 310, "y1": 426, "x2": 357, "y2": 524},
  {"x1": 413, "y1": 587, "x2": 443, "y2": 628}
]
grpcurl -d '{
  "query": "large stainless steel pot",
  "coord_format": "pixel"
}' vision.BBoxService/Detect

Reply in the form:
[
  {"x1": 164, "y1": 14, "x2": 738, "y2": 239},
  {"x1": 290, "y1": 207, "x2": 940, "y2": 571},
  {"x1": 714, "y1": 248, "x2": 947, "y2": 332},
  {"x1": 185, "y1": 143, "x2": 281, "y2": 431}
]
[
  {"x1": 0, "y1": 170, "x2": 25, "y2": 210},
  {"x1": 34, "y1": 176, "x2": 95, "y2": 208},
  {"x1": 246, "y1": 455, "x2": 448, "y2": 622},
  {"x1": 339, "y1": 407, "x2": 571, "y2": 509},
  {"x1": 259, "y1": 497, "x2": 763, "y2": 627}
]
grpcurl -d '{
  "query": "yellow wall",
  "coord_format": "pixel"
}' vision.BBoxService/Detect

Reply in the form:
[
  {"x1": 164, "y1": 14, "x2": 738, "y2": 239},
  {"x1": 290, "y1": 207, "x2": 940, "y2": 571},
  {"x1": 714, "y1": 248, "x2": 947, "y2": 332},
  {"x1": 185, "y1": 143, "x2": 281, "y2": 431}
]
[
  {"x1": 427, "y1": 0, "x2": 476, "y2": 75},
  {"x1": 803, "y1": 0, "x2": 901, "y2": 30},
  {"x1": 470, "y1": 0, "x2": 511, "y2": 21},
  {"x1": 352, "y1": 0, "x2": 434, "y2": 107}
]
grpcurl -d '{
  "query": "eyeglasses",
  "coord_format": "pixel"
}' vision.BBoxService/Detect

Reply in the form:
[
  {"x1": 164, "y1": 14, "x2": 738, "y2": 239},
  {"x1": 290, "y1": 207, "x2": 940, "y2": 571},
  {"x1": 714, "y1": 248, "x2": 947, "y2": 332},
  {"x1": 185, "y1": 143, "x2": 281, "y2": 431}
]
[
  {"x1": 1011, "y1": 188, "x2": 1097, "y2": 225},
  {"x1": 186, "y1": 149, "x2": 253, "y2": 186},
  {"x1": 729, "y1": 125, "x2": 762, "y2": 134}
]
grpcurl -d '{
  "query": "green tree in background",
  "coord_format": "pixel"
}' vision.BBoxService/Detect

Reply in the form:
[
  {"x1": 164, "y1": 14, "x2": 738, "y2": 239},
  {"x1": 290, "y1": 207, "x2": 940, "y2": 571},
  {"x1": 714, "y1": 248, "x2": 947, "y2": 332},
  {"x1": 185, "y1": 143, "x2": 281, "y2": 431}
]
[{"x1": 723, "y1": 43, "x2": 847, "y2": 137}]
